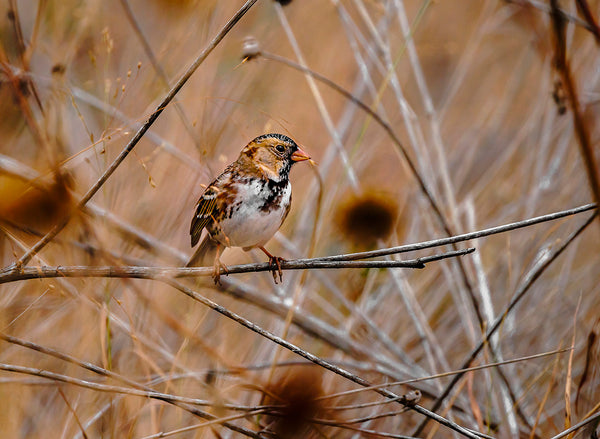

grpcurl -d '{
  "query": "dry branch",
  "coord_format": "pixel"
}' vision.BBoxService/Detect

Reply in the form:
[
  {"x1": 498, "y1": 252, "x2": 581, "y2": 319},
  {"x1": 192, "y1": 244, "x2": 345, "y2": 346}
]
[
  {"x1": 311, "y1": 203, "x2": 596, "y2": 262},
  {"x1": 0, "y1": 247, "x2": 475, "y2": 284}
]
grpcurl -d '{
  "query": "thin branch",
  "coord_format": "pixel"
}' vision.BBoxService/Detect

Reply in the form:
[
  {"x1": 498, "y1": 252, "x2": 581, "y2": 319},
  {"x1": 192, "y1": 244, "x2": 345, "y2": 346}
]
[
  {"x1": 4, "y1": 0, "x2": 259, "y2": 269},
  {"x1": 58, "y1": 388, "x2": 89, "y2": 439},
  {"x1": 0, "y1": 363, "x2": 264, "y2": 438},
  {"x1": 0, "y1": 362, "x2": 258, "y2": 410},
  {"x1": 118, "y1": 0, "x2": 206, "y2": 153},
  {"x1": 7, "y1": 0, "x2": 26, "y2": 63},
  {"x1": 0, "y1": 248, "x2": 474, "y2": 284},
  {"x1": 7, "y1": 0, "x2": 45, "y2": 114},
  {"x1": 549, "y1": 410, "x2": 600, "y2": 439},
  {"x1": 256, "y1": 49, "x2": 447, "y2": 235},
  {"x1": 138, "y1": 409, "x2": 266, "y2": 439},
  {"x1": 318, "y1": 348, "x2": 572, "y2": 403},
  {"x1": 310, "y1": 203, "x2": 596, "y2": 262},
  {"x1": 273, "y1": 3, "x2": 360, "y2": 190},
  {"x1": 310, "y1": 421, "x2": 421, "y2": 439}
]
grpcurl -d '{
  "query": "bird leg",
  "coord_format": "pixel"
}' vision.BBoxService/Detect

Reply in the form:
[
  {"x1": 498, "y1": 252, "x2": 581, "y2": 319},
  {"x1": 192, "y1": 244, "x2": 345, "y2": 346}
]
[
  {"x1": 259, "y1": 246, "x2": 284, "y2": 283},
  {"x1": 212, "y1": 244, "x2": 229, "y2": 285}
]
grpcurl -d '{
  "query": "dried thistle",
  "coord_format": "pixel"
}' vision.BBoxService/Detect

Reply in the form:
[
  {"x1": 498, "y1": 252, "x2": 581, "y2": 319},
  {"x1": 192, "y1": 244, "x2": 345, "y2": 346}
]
[
  {"x1": 263, "y1": 366, "x2": 325, "y2": 438},
  {"x1": 335, "y1": 191, "x2": 398, "y2": 247}
]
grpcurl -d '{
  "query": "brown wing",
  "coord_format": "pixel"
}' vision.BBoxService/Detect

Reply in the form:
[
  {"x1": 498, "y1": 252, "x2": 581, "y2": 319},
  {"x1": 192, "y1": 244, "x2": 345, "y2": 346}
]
[{"x1": 190, "y1": 186, "x2": 219, "y2": 247}]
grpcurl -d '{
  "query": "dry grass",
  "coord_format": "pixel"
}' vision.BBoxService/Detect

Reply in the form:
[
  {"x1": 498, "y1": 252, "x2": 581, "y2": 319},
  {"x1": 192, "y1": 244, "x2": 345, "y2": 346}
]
[{"x1": 1, "y1": 0, "x2": 599, "y2": 438}]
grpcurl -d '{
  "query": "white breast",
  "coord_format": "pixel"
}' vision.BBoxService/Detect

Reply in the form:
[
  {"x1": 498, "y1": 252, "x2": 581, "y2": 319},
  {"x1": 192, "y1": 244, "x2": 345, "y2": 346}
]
[{"x1": 217, "y1": 179, "x2": 292, "y2": 250}]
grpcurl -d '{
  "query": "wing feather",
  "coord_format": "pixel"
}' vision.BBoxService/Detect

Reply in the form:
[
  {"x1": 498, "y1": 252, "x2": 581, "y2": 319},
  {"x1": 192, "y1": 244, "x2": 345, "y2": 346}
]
[{"x1": 190, "y1": 187, "x2": 219, "y2": 247}]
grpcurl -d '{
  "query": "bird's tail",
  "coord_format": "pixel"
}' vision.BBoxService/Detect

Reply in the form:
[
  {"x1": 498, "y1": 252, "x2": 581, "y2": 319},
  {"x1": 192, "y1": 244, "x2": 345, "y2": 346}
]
[{"x1": 186, "y1": 235, "x2": 218, "y2": 267}]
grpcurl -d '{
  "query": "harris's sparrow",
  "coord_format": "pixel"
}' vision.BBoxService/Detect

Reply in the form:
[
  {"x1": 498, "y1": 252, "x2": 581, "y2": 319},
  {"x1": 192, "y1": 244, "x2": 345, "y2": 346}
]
[{"x1": 187, "y1": 133, "x2": 311, "y2": 284}]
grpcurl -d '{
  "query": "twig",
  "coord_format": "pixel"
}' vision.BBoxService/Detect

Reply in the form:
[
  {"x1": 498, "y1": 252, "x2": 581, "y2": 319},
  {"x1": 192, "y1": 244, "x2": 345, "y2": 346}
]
[
  {"x1": 309, "y1": 421, "x2": 421, "y2": 439},
  {"x1": 531, "y1": 352, "x2": 562, "y2": 438},
  {"x1": 549, "y1": 410, "x2": 600, "y2": 439},
  {"x1": 0, "y1": 362, "x2": 263, "y2": 438},
  {"x1": 137, "y1": 409, "x2": 266, "y2": 439},
  {"x1": 7, "y1": 0, "x2": 26, "y2": 63},
  {"x1": 564, "y1": 296, "x2": 582, "y2": 434},
  {"x1": 7, "y1": 0, "x2": 44, "y2": 114},
  {"x1": 258, "y1": 50, "x2": 445, "y2": 231},
  {"x1": 0, "y1": 362, "x2": 259, "y2": 410},
  {"x1": 310, "y1": 203, "x2": 596, "y2": 262},
  {"x1": 273, "y1": 3, "x2": 360, "y2": 190},
  {"x1": 0, "y1": 248, "x2": 474, "y2": 284},
  {"x1": 4, "y1": 0, "x2": 259, "y2": 270},
  {"x1": 318, "y1": 348, "x2": 572, "y2": 403},
  {"x1": 412, "y1": 211, "x2": 597, "y2": 436},
  {"x1": 118, "y1": 0, "x2": 206, "y2": 154},
  {"x1": 58, "y1": 388, "x2": 89, "y2": 439}
]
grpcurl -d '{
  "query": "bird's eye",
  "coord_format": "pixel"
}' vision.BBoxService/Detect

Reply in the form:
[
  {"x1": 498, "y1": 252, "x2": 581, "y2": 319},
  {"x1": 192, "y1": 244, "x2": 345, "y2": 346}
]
[{"x1": 275, "y1": 144, "x2": 285, "y2": 153}]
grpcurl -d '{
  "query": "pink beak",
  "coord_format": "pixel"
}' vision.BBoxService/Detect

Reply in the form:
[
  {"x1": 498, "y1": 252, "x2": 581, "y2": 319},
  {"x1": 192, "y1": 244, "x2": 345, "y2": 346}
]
[{"x1": 291, "y1": 147, "x2": 311, "y2": 162}]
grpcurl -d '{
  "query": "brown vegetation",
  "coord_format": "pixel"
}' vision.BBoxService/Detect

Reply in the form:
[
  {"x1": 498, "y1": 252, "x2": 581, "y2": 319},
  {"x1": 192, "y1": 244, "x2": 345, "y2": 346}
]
[{"x1": 0, "y1": 1, "x2": 599, "y2": 438}]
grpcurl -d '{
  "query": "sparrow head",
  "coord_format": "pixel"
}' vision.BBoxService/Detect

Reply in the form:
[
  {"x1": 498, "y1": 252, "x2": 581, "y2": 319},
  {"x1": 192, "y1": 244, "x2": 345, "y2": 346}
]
[{"x1": 240, "y1": 133, "x2": 310, "y2": 181}]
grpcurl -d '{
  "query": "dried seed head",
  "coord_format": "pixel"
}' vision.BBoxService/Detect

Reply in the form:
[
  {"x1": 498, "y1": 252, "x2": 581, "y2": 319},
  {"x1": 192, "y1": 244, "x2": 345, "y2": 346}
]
[
  {"x1": 0, "y1": 170, "x2": 75, "y2": 234},
  {"x1": 335, "y1": 191, "x2": 398, "y2": 247},
  {"x1": 264, "y1": 366, "x2": 325, "y2": 438}
]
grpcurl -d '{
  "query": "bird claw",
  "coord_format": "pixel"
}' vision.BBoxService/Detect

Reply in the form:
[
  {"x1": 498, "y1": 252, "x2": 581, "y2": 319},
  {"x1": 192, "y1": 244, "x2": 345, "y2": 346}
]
[
  {"x1": 267, "y1": 256, "x2": 285, "y2": 284},
  {"x1": 213, "y1": 261, "x2": 229, "y2": 285}
]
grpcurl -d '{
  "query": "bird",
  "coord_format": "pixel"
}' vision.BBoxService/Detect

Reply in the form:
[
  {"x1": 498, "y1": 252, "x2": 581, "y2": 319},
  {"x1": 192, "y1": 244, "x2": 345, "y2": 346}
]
[{"x1": 187, "y1": 133, "x2": 311, "y2": 284}]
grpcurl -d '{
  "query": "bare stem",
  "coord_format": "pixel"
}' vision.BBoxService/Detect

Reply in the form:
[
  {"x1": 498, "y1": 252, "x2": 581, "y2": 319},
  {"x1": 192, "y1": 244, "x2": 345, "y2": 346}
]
[
  {"x1": 0, "y1": 248, "x2": 475, "y2": 284},
  {"x1": 310, "y1": 203, "x2": 596, "y2": 262}
]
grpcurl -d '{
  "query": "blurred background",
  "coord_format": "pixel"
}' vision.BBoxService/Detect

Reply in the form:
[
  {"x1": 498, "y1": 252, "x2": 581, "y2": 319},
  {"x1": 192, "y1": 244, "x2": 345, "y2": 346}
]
[{"x1": 0, "y1": 0, "x2": 599, "y2": 437}]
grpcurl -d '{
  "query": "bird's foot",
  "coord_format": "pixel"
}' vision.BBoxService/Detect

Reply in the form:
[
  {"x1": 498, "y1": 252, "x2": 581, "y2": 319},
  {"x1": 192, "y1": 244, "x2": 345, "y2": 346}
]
[
  {"x1": 267, "y1": 255, "x2": 285, "y2": 284},
  {"x1": 258, "y1": 246, "x2": 285, "y2": 284},
  {"x1": 213, "y1": 260, "x2": 229, "y2": 285}
]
